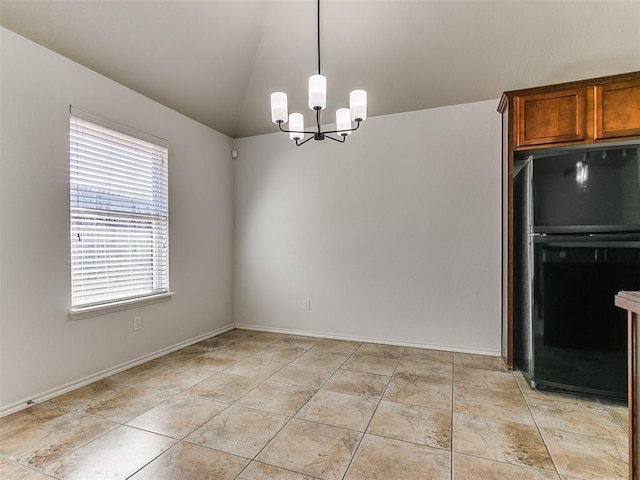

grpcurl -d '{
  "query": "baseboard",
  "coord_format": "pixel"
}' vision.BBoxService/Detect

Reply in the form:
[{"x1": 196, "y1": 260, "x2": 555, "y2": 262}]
[
  {"x1": 0, "y1": 324, "x2": 235, "y2": 418},
  {"x1": 2, "y1": 321, "x2": 500, "y2": 418},
  {"x1": 234, "y1": 322, "x2": 501, "y2": 357}
]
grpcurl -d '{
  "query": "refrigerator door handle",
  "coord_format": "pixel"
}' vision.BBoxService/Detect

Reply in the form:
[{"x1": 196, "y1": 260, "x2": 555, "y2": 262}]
[{"x1": 525, "y1": 157, "x2": 535, "y2": 384}]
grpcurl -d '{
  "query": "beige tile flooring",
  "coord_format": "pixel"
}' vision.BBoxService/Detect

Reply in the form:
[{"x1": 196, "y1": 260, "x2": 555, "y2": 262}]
[{"x1": 0, "y1": 329, "x2": 629, "y2": 479}]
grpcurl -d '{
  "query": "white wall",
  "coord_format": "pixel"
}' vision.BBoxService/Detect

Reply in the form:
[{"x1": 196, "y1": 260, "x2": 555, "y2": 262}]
[
  {"x1": 0, "y1": 26, "x2": 503, "y2": 414},
  {"x1": 234, "y1": 100, "x2": 502, "y2": 354},
  {"x1": 0, "y1": 28, "x2": 234, "y2": 413}
]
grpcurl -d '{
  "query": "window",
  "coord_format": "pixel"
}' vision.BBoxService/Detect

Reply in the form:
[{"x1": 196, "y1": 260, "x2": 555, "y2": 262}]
[{"x1": 69, "y1": 108, "x2": 169, "y2": 314}]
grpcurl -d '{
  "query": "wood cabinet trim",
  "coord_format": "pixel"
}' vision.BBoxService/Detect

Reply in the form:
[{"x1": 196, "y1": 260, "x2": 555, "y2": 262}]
[
  {"x1": 499, "y1": 71, "x2": 640, "y2": 109},
  {"x1": 595, "y1": 79, "x2": 640, "y2": 140}
]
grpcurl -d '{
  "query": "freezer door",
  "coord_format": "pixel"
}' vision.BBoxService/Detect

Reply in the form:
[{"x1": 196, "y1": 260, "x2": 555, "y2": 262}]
[{"x1": 530, "y1": 239, "x2": 637, "y2": 397}]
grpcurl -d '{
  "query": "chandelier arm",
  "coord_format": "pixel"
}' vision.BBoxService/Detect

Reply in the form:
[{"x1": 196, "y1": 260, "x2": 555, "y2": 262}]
[
  {"x1": 321, "y1": 120, "x2": 362, "y2": 135},
  {"x1": 324, "y1": 134, "x2": 346, "y2": 143},
  {"x1": 277, "y1": 121, "x2": 317, "y2": 135},
  {"x1": 278, "y1": 119, "x2": 362, "y2": 138},
  {"x1": 296, "y1": 135, "x2": 315, "y2": 147}
]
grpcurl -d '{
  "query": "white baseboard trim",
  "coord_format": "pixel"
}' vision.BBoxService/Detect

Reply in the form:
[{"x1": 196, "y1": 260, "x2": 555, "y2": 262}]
[
  {"x1": 0, "y1": 324, "x2": 235, "y2": 418},
  {"x1": 234, "y1": 323, "x2": 501, "y2": 357},
  {"x1": 1, "y1": 321, "x2": 501, "y2": 418}
]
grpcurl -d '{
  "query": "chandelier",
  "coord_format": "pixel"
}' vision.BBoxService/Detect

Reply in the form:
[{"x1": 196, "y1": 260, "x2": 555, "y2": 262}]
[{"x1": 270, "y1": 0, "x2": 367, "y2": 146}]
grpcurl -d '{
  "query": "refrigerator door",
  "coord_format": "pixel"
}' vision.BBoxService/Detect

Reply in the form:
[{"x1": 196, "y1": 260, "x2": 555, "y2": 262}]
[
  {"x1": 532, "y1": 146, "x2": 640, "y2": 233},
  {"x1": 530, "y1": 236, "x2": 639, "y2": 397}
]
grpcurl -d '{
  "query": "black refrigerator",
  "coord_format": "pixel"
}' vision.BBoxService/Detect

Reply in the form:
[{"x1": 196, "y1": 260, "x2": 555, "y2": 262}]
[{"x1": 513, "y1": 145, "x2": 640, "y2": 398}]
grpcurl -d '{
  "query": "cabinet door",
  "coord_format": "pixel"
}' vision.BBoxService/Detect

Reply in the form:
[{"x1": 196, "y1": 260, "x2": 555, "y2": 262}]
[
  {"x1": 595, "y1": 79, "x2": 640, "y2": 140},
  {"x1": 515, "y1": 89, "x2": 587, "y2": 148}
]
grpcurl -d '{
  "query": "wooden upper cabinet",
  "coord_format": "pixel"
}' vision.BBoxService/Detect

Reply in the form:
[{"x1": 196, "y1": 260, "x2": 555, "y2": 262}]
[
  {"x1": 595, "y1": 79, "x2": 640, "y2": 140},
  {"x1": 515, "y1": 89, "x2": 587, "y2": 147},
  {"x1": 500, "y1": 71, "x2": 640, "y2": 151}
]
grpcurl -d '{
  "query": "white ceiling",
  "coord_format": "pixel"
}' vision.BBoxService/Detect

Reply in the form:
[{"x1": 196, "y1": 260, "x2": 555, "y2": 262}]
[{"x1": 1, "y1": 0, "x2": 639, "y2": 139}]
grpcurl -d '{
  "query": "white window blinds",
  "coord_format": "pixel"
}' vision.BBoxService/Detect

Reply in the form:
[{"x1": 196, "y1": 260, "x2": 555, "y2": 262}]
[{"x1": 69, "y1": 109, "x2": 169, "y2": 310}]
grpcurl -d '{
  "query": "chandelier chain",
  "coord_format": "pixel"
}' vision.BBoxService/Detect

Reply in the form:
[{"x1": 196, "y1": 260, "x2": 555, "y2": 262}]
[{"x1": 317, "y1": 0, "x2": 321, "y2": 75}]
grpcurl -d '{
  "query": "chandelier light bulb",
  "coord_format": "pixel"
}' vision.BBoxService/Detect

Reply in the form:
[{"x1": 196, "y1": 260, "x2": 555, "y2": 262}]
[
  {"x1": 270, "y1": 92, "x2": 288, "y2": 124},
  {"x1": 289, "y1": 113, "x2": 304, "y2": 141},
  {"x1": 350, "y1": 90, "x2": 367, "y2": 122},
  {"x1": 336, "y1": 108, "x2": 352, "y2": 136},
  {"x1": 308, "y1": 74, "x2": 327, "y2": 110}
]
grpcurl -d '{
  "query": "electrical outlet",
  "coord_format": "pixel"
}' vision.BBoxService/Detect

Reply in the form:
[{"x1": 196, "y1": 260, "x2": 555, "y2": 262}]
[
  {"x1": 303, "y1": 299, "x2": 311, "y2": 311},
  {"x1": 133, "y1": 316, "x2": 142, "y2": 331}
]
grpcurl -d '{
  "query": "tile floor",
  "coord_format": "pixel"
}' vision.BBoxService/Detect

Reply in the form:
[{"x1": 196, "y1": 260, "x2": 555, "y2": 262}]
[{"x1": 0, "y1": 329, "x2": 629, "y2": 479}]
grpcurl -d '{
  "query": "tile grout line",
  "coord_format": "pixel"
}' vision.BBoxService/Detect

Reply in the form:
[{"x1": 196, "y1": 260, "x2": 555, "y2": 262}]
[
  {"x1": 338, "y1": 345, "x2": 406, "y2": 480},
  {"x1": 516, "y1": 370, "x2": 628, "y2": 479},
  {"x1": 20, "y1": 411, "x2": 126, "y2": 479},
  {"x1": 1, "y1": 336, "x2": 417, "y2": 479},
  {"x1": 512, "y1": 370, "x2": 563, "y2": 479},
  {"x1": 198, "y1": 334, "x2": 319, "y2": 479},
  {"x1": 596, "y1": 396, "x2": 630, "y2": 434},
  {"x1": 452, "y1": 361, "x2": 569, "y2": 479},
  {"x1": 8, "y1": 331, "x2": 624, "y2": 480},
  {"x1": 13, "y1": 362, "x2": 200, "y2": 479},
  {"x1": 232, "y1": 338, "x2": 364, "y2": 479},
  {"x1": 120, "y1": 336, "x2": 271, "y2": 479},
  {"x1": 117, "y1": 332, "x2": 303, "y2": 480},
  {"x1": 123, "y1": 430, "x2": 181, "y2": 480}
]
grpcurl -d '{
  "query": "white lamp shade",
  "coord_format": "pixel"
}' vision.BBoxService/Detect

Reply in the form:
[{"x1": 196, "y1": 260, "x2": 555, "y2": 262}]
[
  {"x1": 289, "y1": 113, "x2": 304, "y2": 140},
  {"x1": 308, "y1": 75, "x2": 327, "y2": 110},
  {"x1": 336, "y1": 108, "x2": 352, "y2": 136},
  {"x1": 271, "y1": 92, "x2": 288, "y2": 124},
  {"x1": 349, "y1": 89, "x2": 367, "y2": 121}
]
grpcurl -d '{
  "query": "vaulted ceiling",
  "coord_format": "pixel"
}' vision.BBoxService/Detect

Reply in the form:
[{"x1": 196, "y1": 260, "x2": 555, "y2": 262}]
[{"x1": 1, "y1": 0, "x2": 639, "y2": 139}]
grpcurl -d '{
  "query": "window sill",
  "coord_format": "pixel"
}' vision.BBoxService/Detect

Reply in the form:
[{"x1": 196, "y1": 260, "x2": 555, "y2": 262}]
[{"x1": 69, "y1": 292, "x2": 175, "y2": 320}]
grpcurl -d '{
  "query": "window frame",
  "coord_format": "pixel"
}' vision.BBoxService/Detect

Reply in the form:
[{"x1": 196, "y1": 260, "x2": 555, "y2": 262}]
[{"x1": 68, "y1": 107, "x2": 172, "y2": 319}]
